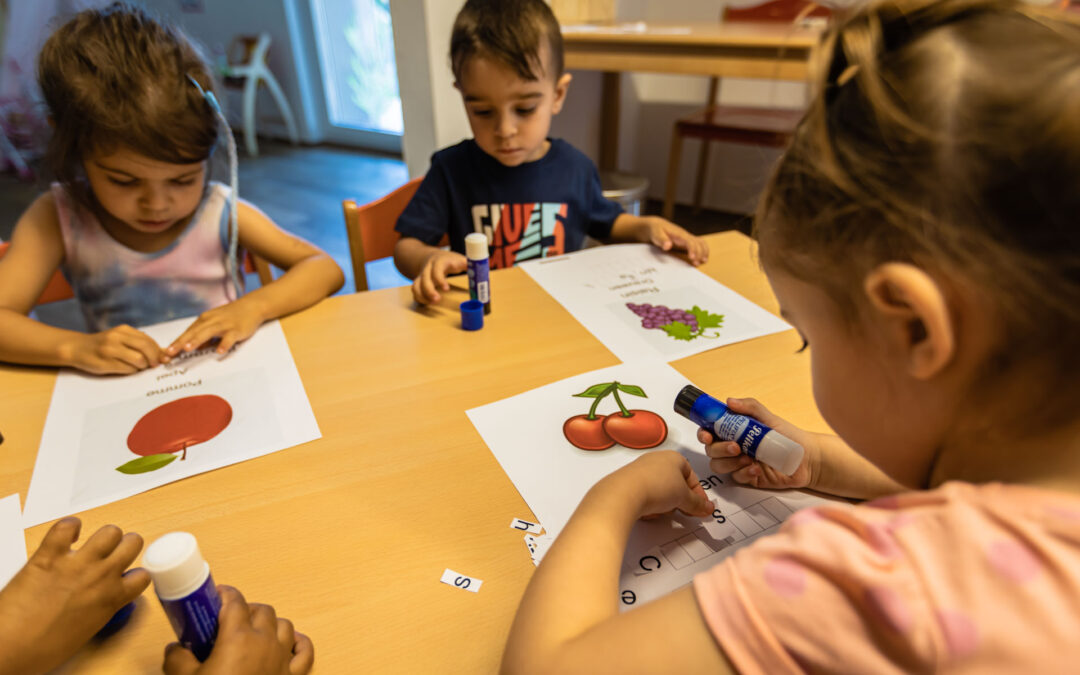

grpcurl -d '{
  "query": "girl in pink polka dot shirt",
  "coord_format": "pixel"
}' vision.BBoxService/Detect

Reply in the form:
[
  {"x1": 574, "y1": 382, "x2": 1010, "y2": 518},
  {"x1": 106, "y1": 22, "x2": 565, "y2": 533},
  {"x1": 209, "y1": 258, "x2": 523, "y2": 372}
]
[{"x1": 502, "y1": 0, "x2": 1080, "y2": 672}]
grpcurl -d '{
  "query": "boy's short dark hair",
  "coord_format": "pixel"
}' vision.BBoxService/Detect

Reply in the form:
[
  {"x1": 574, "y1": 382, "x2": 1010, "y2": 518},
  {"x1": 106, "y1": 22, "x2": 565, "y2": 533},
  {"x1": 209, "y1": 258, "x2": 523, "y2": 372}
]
[{"x1": 450, "y1": 0, "x2": 564, "y2": 83}]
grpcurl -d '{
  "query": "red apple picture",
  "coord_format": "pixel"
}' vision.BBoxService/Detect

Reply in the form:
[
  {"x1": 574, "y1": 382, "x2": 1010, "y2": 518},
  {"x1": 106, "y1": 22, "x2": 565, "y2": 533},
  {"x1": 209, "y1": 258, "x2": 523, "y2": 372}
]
[
  {"x1": 117, "y1": 395, "x2": 233, "y2": 474},
  {"x1": 562, "y1": 382, "x2": 667, "y2": 451}
]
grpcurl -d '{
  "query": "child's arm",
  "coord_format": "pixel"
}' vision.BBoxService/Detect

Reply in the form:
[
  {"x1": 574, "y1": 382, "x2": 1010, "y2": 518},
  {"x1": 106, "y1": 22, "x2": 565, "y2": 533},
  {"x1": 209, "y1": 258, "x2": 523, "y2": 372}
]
[
  {"x1": 162, "y1": 585, "x2": 313, "y2": 675},
  {"x1": 700, "y1": 397, "x2": 907, "y2": 499},
  {"x1": 502, "y1": 451, "x2": 733, "y2": 675},
  {"x1": 394, "y1": 237, "x2": 467, "y2": 305},
  {"x1": 0, "y1": 518, "x2": 150, "y2": 675},
  {"x1": 608, "y1": 214, "x2": 710, "y2": 266},
  {"x1": 0, "y1": 194, "x2": 165, "y2": 374},
  {"x1": 166, "y1": 201, "x2": 344, "y2": 356}
]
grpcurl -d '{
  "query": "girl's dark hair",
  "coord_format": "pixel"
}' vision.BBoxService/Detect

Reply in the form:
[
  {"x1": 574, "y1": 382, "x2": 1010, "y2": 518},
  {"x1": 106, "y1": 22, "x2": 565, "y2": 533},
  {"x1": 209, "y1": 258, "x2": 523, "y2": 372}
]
[
  {"x1": 37, "y1": 2, "x2": 218, "y2": 209},
  {"x1": 755, "y1": 0, "x2": 1080, "y2": 416},
  {"x1": 450, "y1": 0, "x2": 564, "y2": 83}
]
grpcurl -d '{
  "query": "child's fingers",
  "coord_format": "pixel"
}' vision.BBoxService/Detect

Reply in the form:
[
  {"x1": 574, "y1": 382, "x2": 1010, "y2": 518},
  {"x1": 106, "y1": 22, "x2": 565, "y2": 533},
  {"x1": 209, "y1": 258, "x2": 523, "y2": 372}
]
[
  {"x1": 410, "y1": 277, "x2": 430, "y2": 305},
  {"x1": 696, "y1": 428, "x2": 716, "y2": 445},
  {"x1": 34, "y1": 517, "x2": 81, "y2": 561},
  {"x1": 119, "y1": 328, "x2": 165, "y2": 366},
  {"x1": 105, "y1": 531, "x2": 144, "y2": 571},
  {"x1": 216, "y1": 331, "x2": 242, "y2": 356},
  {"x1": 162, "y1": 642, "x2": 201, "y2": 675},
  {"x1": 249, "y1": 602, "x2": 279, "y2": 634},
  {"x1": 217, "y1": 585, "x2": 253, "y2": 630},
  {"x1": 710, "y1": 454, "x2": 754, "y2": 476},
  {"x1": 276, "y1": 616, "x2": 296, "y2": 650},
  {"x1": 431, "y1": 259, "x2": 451, "y2": 292},
  {"x1": 726, "y1": 397, "x2": 782, "y2": 429},
  {"x1": 79, "y1": 524, "x2": 124, "y2": 559},
  {"x1": 121, "y1": 567, "x2": 152, "y2": 598},
  {"x1": 704, "y1": 440, "x2": 740, "y2": 459},
  {"x1": 650, "y1": 228, "x2": 673, "y2": 251},
  {"x1": 290, "y1": 632, "x2": 315, "y2": 675},
  {"x1": 419, "y1": 263, "x2": 441, "y2": 303}
]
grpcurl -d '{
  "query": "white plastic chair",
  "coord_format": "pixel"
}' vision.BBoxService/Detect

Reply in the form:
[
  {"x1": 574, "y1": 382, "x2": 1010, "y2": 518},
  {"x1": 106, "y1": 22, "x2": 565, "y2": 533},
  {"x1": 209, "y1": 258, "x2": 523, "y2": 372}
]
[{"x1": 222, "y1": 33, "x2": 300, "y2": 156}]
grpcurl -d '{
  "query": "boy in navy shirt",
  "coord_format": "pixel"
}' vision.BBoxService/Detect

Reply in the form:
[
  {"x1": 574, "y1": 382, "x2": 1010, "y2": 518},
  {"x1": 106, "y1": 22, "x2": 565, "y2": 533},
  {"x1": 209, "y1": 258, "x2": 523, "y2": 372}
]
[{"x1": 394, "y1": 0, "x2": 709, "y2": 305}]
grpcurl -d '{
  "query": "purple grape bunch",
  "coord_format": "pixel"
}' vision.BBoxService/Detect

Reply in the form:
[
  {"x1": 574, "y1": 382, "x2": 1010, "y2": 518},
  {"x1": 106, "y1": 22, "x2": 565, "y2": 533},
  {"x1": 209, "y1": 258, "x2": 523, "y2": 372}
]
[{"x1": 626, "y1": 302, "x2": 698, "y2": 332}]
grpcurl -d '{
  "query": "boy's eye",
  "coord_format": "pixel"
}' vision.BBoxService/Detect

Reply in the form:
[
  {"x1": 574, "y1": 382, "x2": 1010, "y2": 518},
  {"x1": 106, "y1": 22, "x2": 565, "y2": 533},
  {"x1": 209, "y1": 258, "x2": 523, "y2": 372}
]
[
  {"x1": 516, "y1": 107, "x2": 537, "y2": 116},
  {"x1": 107, "y1": 177, "x2": 138, "y2": 187}
]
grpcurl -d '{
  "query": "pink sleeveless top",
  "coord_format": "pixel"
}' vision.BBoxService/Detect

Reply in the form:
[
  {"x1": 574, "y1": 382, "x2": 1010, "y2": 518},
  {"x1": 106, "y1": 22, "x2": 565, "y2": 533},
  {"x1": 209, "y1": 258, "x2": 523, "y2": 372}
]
[{"x1": 53, "y1": 182, "x2": 237, "y2": 331}]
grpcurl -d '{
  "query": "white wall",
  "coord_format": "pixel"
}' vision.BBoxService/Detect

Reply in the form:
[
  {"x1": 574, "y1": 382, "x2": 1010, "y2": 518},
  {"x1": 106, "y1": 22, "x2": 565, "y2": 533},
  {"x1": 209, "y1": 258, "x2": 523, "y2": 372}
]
[
  {"x1": 140, "y1": 0, "x2": 320, "y2": 143},
  {"x1": 395, "y1": 0, "x2": 808, "y2": 214}
]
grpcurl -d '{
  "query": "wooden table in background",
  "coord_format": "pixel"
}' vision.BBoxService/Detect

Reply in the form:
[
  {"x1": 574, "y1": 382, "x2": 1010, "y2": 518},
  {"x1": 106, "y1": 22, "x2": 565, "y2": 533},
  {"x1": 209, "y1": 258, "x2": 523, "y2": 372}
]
[
  {"x1": 0, "y1": 232, "x2": 823, "y2": 673},
  {"x1": 561, "y1": 21, "x2": 821, "y2": 170}
]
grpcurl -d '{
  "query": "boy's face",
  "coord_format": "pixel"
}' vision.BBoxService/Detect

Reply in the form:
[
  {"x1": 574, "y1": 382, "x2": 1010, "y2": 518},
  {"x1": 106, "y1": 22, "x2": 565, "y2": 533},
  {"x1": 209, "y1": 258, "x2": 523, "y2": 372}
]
[{"x1": 456, "y1": 44, "x2": 571, "y2": 167}]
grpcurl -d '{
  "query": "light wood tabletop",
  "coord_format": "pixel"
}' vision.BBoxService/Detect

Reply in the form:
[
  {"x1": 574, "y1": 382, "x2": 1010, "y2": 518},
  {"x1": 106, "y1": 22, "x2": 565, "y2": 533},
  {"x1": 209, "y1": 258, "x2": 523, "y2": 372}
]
[
  {"x1": 561, "y1": 20, "x2": 822, "y2": 171},
  {"x1": 0, "y1": 231, "x2": 825, "y2": 673}
]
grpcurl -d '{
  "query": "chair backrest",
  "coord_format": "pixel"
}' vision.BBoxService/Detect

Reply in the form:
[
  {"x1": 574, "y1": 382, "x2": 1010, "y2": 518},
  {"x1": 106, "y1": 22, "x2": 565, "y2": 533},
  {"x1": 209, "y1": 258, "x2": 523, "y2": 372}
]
[
  {"x1": 342, "y1": 177, "x2": 423, "y2": 292},
  {"x1": 0, "y1": 241, "x2": 74, "y2": 306},
  {"x1": 723, "y1": 0, "x2": 829, "y2": 22}
]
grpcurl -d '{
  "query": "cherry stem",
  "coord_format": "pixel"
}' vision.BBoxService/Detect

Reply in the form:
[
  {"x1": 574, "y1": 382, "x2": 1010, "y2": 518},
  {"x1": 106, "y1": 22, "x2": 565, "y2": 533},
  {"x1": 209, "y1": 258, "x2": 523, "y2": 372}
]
[
  {"x1": 610, "y1": 385, "x2": 632, "y2": 417},
  {"x1": 586, "y1": 384, "x2": 616, "y2": 420}
]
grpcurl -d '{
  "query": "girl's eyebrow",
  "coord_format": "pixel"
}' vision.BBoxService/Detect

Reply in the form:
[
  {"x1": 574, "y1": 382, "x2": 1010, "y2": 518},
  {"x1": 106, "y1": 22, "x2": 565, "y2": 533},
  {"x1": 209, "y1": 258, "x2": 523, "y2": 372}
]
[
  {"x1": 464, "y1": 91, "x2": 544, "y2": 103},
  {"x1": 94, "y1": 162, "x2": 202, "y2": 180}
]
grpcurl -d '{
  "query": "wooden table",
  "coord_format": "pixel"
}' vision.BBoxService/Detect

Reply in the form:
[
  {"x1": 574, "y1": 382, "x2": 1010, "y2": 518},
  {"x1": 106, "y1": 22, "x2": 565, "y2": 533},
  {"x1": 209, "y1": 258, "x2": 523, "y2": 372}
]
[
  {"x1": 561, "y1": 21, "x2": 822, "y2": 170},
  {"x1": 0, "y1": 231, "x2": 823, "y2": 673}
]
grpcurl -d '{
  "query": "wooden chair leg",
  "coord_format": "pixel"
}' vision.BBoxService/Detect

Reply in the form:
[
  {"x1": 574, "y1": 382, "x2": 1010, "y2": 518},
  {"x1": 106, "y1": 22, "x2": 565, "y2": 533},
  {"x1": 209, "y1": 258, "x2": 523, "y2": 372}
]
[
  {"x1": 692, "y1": 138, "x2": 711, "y2": 214},
  {"x1": 663, "y1": 127, "x2": 684, "y2": 222}
]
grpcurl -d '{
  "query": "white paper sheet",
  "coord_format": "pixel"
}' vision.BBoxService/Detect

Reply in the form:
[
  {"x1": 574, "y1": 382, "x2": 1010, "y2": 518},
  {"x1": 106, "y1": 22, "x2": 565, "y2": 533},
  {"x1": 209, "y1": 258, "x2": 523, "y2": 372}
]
[
  {"x1": 22, "y1": 319, "x2": 320, "y2": 527},
  {"x1": 467, "y1": 362, "x2": 828, "y2": 608},
  {"x1": 0, "y1": 494, "x2": 27, "y2": 588},
  {"x1": 519, "y1": 244, "x2": 791, "y2": 364}
]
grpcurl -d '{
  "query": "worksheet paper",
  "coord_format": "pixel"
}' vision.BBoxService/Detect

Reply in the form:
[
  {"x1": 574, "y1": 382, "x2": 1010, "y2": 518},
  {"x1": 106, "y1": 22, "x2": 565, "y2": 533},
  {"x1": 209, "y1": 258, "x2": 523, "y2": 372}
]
[
  {"x1": 519, "y1": 244, "x2": 790, "y2": 364},
  {"x1": 0, "y1": 494, "x2": 27, "y2": 588},
  {"x1": 22, "y1": 320, "x2": 320, "y2": 527},
  {"x1": 467, "y1": 362, "x2": 829, "y2": 608}
]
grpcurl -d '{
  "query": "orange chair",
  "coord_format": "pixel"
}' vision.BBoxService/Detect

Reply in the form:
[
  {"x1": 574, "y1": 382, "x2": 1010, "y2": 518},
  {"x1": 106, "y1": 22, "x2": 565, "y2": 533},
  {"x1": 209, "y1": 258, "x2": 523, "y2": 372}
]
[
  {"x1": 662, "y1": 0, "x2": 829, "y2": 220},
  {"x1": 0, "y1": 241, "x2": 271, "y2": 306},
  {"x1": 343, "y1": 177, "x2": 435, "y2": 292}
]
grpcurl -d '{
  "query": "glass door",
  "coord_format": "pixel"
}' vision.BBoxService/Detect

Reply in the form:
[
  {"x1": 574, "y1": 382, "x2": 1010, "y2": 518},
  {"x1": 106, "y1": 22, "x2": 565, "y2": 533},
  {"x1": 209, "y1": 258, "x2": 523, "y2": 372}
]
[{"x1": 308, "y1": 0, "x2": 403, "y2": 151}]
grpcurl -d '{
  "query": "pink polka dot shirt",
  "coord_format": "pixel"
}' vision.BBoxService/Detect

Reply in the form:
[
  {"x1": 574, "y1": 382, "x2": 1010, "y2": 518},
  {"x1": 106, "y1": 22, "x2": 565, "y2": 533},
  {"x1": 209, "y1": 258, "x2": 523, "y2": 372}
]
[{"x1": 693, "y1": 482, "x2": 1080, "y2": 673}]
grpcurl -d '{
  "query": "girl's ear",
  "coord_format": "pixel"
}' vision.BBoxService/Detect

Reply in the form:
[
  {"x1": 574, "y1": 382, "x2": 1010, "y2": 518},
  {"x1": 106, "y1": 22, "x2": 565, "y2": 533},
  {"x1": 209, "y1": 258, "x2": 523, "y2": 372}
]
[
  {"x1": 551, "y1": 72, "x2": 573, "y2": 114},
  {"x1": 863, "y1": 263, "x2": 956, "y2": 380}
]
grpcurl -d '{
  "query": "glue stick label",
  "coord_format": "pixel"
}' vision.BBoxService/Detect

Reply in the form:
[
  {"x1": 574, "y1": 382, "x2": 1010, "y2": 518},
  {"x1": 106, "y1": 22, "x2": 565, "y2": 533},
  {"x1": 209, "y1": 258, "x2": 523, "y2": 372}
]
[
  {"x1": 714, "y1": 413, "x2": 768, "y2": 460},
  {"x1": 159, "y1": 573, "x2": 221, "y2": 662},
  {"x1": 467, "y1": 258, "x2": 491, "y2": 309}
]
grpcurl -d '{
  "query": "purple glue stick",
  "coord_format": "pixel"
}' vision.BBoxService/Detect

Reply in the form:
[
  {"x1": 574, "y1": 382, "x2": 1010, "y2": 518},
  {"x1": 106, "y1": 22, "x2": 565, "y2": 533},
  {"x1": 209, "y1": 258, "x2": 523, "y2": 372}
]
[{"x1": 143, "y1": 532, "x2": 221, "y2": 662}]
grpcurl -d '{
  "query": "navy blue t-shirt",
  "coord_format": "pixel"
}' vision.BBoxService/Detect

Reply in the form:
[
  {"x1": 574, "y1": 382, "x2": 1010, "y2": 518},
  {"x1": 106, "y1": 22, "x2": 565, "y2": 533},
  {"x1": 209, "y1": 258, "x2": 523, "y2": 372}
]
[{"x1": 394, "y1": 138, "x2": 623, "y2": 269}]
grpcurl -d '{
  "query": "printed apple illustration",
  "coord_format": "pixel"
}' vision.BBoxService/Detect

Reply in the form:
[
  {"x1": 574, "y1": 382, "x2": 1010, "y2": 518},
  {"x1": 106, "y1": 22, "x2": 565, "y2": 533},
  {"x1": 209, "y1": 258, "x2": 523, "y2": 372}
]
[
  {"x1": 563, "y1": 382, "x2": 667, "y2": 451},
  {"x1": 116, "y1": 395, "x2": 233, "y2": 474}
]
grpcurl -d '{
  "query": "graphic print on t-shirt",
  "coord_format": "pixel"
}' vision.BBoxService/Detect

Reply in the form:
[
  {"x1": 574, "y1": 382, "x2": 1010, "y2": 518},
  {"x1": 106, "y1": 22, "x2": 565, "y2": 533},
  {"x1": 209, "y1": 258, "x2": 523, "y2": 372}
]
[{"x1": 472, "y1": 202, "x2": 568, "y2": 268}]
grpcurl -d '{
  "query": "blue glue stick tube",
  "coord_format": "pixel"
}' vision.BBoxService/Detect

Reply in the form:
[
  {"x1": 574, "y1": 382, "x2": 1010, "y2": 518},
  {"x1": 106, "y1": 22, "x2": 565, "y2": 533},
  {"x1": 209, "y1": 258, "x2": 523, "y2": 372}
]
[
  {"x1": 143, "y1": 532, "x2": 222, "y2": 662},
  {"x1": 673, "y1": 385, "x2": 804, "y2": 475},
  {"x1": 465, "y1": 232, "x2": 491, "y2": 315}
]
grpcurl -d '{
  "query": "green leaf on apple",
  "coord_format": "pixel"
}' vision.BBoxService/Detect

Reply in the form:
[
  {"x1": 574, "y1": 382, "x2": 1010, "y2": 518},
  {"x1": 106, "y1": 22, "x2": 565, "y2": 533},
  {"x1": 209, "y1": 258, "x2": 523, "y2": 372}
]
[
  {"x1": 616, "y1": 383, "x2": 647, "y2": 398},
  {"x1": 690, "y1": 306, "x2": 724, "y2": 329},
  {"x1": 116, "y1": 453, "x2": 178, "y2": 475},
  {"x1": 662, "y1": 321, "x2": 695, "y2": 341}
]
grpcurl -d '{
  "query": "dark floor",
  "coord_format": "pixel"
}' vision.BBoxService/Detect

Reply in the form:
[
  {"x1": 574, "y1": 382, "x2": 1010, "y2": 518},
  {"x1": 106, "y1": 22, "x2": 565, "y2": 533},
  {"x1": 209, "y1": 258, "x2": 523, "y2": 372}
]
[{"x1": 0, "y1": 138, "x2": 750, "y2": 295}]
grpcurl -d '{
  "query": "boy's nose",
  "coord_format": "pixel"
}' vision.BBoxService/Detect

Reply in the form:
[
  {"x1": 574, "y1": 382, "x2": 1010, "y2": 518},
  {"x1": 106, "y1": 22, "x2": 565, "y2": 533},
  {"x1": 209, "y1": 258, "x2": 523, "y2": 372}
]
[{"x1": 495, "y1": 115, "x2": 516, "y2": 139}]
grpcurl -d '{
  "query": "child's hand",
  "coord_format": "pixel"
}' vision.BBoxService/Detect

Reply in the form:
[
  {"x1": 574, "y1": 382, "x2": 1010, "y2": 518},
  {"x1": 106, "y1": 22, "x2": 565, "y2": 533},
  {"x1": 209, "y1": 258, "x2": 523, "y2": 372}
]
[
  {"x1": 411, "y1": 250, "x2": 468, "y2": 305},
  {"x1": 166, "y1": 301, "x2": 265, "y2": 358},
  {"x1": 638, "y1": 217, "x2": 709, "y2": 266},
  {"x1": 602, "y1": 451, "x2": 714, "y2": 520},
  {"x1": 162, "y1": 586, "x2": 313, "y2": 675},
  {"x1": 66, "y1": 325, "x2": 165, "y2": 374},
  {"x1": 700, "y1": 397, "x2": 818, "y2": 490},
  {"x1": 0, "y1": 518, "x2": 150, "y2": 675}
]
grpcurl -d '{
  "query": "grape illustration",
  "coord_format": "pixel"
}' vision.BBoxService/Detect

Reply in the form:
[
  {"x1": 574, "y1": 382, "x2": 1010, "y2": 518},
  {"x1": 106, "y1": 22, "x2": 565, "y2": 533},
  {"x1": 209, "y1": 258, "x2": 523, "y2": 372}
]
[{"x1": 626, "y1": 302, "x2": 724, "y2": 341}]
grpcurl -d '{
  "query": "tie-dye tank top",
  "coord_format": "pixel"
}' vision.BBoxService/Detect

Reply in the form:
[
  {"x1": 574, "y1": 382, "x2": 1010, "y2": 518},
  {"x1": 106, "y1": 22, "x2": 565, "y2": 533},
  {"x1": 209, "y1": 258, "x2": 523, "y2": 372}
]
[{"x1": 53, "y1": 181, "x2": 237, "y2": 331}]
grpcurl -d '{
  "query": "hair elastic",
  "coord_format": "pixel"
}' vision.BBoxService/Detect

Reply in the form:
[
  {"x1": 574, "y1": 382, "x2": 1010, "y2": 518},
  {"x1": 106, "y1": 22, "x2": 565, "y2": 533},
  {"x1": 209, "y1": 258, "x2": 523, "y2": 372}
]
[{"x1": 188, "y1": 74, "x2": 243, "y2": 299}]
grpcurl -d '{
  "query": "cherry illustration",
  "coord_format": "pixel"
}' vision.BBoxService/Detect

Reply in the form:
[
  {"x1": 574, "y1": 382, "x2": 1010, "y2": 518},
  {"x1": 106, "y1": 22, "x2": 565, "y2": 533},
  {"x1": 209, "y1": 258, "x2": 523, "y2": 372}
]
[
  {"x1": 117, "y1": 395, "x2": 233, "y2": 474},
  {"x1": 563, "y1": 414, "x2": 615, "y2": 450},
  {"x1": 603, "y1": 410, "x2": 667, "y2": 449},
  {"x1": 562, "y1": 381, "x2": 668, "y2": 451}
]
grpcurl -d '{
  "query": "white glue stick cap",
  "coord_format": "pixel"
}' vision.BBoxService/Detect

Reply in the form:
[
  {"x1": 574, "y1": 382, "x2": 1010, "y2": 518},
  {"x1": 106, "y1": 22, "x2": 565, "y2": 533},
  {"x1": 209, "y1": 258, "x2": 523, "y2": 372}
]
[
  {"x1": 754, "y1": 432, "x2": 805, "y2": 476},
  {"x1": 143, "y1": 532, "x2": 211, "y2": 601},
  {"x1": 465, "y1": 232, "x2": 489, "y2": 260}
]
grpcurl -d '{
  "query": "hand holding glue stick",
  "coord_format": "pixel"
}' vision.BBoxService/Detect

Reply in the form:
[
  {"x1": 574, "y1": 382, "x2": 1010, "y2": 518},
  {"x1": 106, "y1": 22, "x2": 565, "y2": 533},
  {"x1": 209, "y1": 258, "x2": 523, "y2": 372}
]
[{"x1": 674, "y1": 385, "x2": 804, "y2": 476}]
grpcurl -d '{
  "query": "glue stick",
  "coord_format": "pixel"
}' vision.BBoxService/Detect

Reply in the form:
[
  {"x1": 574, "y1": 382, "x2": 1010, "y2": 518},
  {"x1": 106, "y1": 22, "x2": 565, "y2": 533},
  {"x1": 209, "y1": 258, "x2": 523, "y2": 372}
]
[
  {"x1": 465, "y1": 232, "x2": 491, "y2": 315},
  {"x1": 673, "y1": 385, "x2": 804, "y2": 476},
  {"x1": 143, "y1": 532, "x2": 221, "y2": 662}
]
